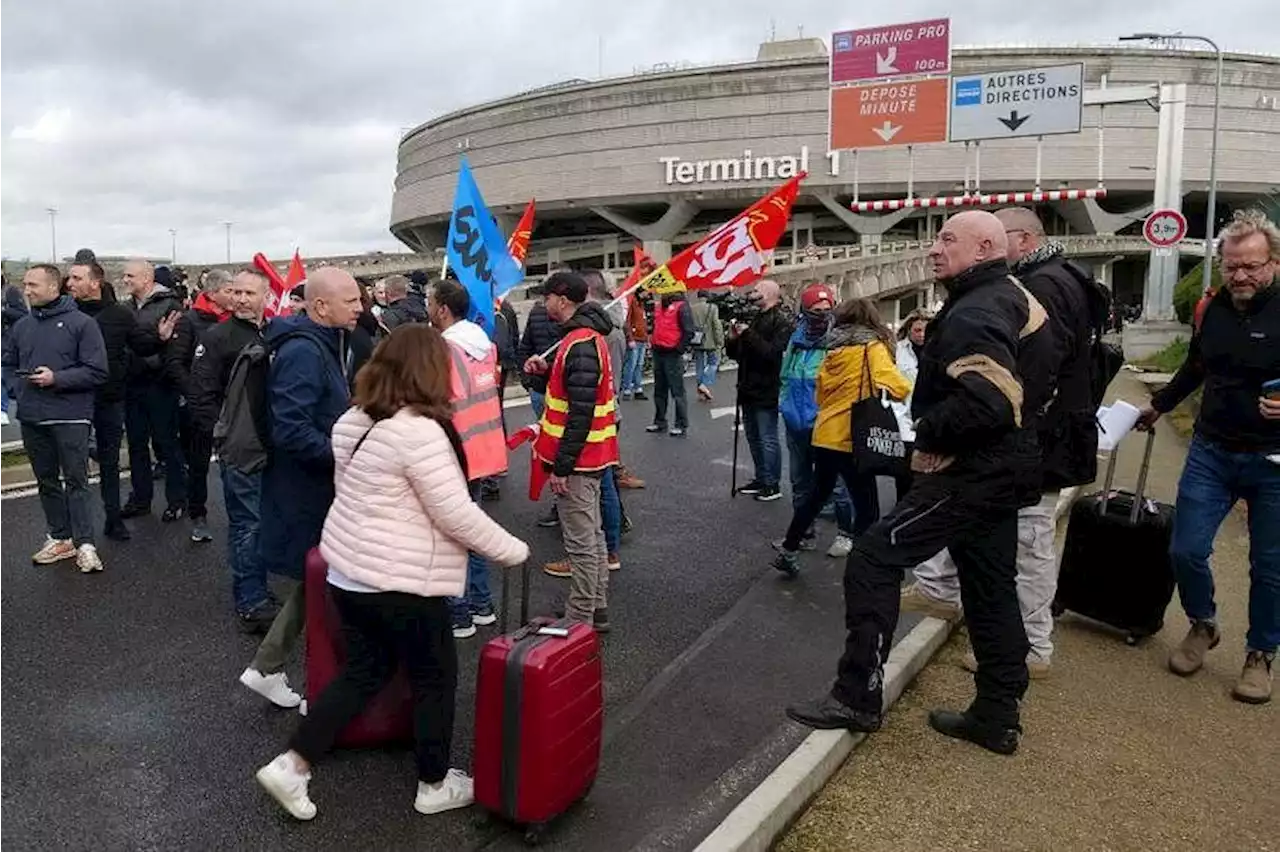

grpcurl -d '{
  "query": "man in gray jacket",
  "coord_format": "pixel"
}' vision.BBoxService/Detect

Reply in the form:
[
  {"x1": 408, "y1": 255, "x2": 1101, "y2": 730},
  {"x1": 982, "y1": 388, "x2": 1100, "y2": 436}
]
[{"x1": 2, "y1": 264, "x2": 108, "y2": 572}]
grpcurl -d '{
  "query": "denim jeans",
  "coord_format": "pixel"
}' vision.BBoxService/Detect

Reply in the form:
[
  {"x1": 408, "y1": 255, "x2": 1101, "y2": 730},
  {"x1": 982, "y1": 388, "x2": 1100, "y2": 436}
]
[
  {"x1": 694, "y1": 350, "x2": 720, "y2": 388},
  {"x1": 1, "y1": 365, "x2": 11, "y2": 414},
  {"x1": 93, "y1": 401, "x2": 126, "y2": 524},
  {"x1": 786, "y1": 426, "x2": 853, "y2": 534},
  {"x1": 23, "y1": 421, "x2": 95, "y2": 546},
  {"x1": 450, "y1": 481, "x2": 494, "y2": 624},
  {"x1": 622, "y1": 343, "x2": 647, "y2": 394},
  {"x1": 221, "y1": 462, "x2": 269, "y2": 614},
  {"x1": 529, "y1": 391, "x2": 545, "y2": 421},
  {"x1": 601, "y1": 466, "x2": 621, "y2": 555},
  {"x1": 125, "y1": 383, "x2": 187, "y2": 507},
  {"x1": 1170, "y1": 436, "x2": 1280, "y2": 654},
  {"x1": 741, "y1": 405, "x2": 781, "y2": 489}
]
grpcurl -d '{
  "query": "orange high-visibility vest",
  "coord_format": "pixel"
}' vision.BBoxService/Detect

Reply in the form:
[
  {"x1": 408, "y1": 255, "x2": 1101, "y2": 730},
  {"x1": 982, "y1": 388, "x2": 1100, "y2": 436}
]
[
  {"x1": 448, "y1": 341, "x2": 507, "y2": 481},
  {"x1": 532, "y1": 327, "x2": 619, "y2": 472}
]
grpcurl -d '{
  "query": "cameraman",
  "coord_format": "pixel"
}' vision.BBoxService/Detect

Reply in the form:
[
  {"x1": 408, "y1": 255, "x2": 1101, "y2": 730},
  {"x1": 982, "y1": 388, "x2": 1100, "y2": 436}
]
[{"x1": 725, "y1": 279, "x2": 793, "y2": 502}]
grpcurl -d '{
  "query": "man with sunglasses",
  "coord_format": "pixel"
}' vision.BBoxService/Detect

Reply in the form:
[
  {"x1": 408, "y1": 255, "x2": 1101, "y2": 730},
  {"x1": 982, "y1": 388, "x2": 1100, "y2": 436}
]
[{"x1": 1138, "y1": 208, "x2": 1280, "y2": 705}]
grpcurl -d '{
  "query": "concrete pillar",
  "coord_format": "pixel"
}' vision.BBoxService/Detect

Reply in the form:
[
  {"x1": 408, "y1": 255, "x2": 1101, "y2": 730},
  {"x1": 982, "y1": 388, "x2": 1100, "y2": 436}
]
[
  {"x1": 1096, "y1": 259, "x2": 1115, "y2": 291},
  {"x1": 1142, "y1": 83, "x2": 1187, "y2": 324},
  {"x1": 546, "y1": 247, "x2": 563, "y2": 268},
  {"x1": 643, "y1": 240, "x2": 672, "y2": 264}
]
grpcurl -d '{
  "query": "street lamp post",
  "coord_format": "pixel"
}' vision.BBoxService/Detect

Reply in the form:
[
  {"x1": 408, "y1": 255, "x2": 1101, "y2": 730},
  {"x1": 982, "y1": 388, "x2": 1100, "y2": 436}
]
[
  {"x1": 170, "y1": 229, "x2": 178, "y2": 264},
  {"x1": 46, "y1": 207, "x2": 58, "y2": 262},
  {"x1": 1121, "y1": 32, "x2": 1223, "y2": 298},
  {"x1": 223, "y1": 222, "x2": 233, "y2": 264}
]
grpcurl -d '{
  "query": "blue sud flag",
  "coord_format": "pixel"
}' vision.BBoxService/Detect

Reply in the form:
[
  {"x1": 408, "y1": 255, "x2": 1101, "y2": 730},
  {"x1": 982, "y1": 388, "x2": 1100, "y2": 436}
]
[{"x1": 446, "y1": 158, "x2": 524, "y2": 334}]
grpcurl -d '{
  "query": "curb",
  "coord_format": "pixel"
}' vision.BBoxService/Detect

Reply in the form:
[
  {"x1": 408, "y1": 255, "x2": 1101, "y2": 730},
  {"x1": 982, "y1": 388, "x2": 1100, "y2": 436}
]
[{"x1": 692, "y1": 616, "x2": 956, "y2": 852}]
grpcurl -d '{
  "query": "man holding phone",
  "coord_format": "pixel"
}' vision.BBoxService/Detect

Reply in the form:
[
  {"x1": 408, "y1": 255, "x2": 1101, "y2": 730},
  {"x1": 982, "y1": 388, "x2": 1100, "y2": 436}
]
[
  {"x1": 1138, "y1": 209, "x2": 1280, "y2": 705},
  {"x1": 1, "y1": 264, "x2": 109, "y2": 572}
]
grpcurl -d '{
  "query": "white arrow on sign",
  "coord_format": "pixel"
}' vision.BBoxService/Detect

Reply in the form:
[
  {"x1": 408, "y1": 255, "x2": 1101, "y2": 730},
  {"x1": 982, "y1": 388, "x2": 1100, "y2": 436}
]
[
  {"x1": 710, "y1": 406, "x2": 737, "y2": 420},
  {"x1": 872, "y1": 121, "x2": 901, "y2": 142},
  {"x1": 876, "y1": 45, "x2": 899, "y2": 75}
]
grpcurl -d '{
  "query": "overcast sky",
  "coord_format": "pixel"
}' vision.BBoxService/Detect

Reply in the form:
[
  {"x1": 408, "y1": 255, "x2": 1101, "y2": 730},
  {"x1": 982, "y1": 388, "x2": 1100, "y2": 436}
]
[{"x1": 2, "y1": 0, "x2": 1274, "y2": 264}]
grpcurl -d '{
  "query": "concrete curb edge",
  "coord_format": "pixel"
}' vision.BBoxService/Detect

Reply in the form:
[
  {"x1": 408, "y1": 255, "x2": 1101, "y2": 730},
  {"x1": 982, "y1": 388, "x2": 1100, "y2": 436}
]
[{"x1": 691, "y1": 616, "x2": 956, "y2": 852}]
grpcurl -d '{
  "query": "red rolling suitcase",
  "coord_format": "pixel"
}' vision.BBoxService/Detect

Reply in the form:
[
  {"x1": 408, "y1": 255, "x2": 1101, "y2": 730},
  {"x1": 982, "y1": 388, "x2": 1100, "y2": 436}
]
[
  {"x1": 1052, "y1": 430, "x2": 1177, "y2": 645},
  {"x1": 303, "y1": 547, "x2": 414, "y2": 748},
  {"x1": 473, "y1": 564, "x2": 603, "y2": 844}
]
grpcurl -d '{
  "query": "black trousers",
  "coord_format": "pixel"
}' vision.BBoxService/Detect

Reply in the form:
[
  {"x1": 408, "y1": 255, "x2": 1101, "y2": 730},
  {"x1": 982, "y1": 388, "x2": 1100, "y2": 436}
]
[
  {"x1": 23, "y1": 421, "x2": 95, "y2": 546},
  {"x1": 782, "y1": 448, "x2": 894, "y2": 549},
  {"x1": 651, "y1": 351, "x2": 688, "y2": 429},
  {"x1": 93, "y1": 401, "x2": 126, "y2": 524},
  {"x1": 179, "y1": 407, "x2": 213, "y2": 520},
  {"x1": 125, "y1": 383, "x2": 186, "y2": 507},
  {"x1": 290, "y1": 589, "x2": 458, "y2": 783},
  {"x1": 833, "y1": 470, "x2": 1028, "y2": 728}
]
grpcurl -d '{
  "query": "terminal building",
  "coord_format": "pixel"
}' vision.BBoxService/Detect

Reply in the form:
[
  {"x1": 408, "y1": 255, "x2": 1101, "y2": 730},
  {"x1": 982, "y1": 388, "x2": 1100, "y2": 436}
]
[{"x1": 390, "y1": 40, "x2": 1280, "y2": 330}]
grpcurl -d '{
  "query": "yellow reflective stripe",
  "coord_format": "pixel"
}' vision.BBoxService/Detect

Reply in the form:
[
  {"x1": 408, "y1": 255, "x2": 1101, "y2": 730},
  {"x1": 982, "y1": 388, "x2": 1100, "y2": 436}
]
[
  {"x1": 543, "y1": 395, "x2": 616, "y2": 417},
  {"x1": 540, "y1": 423, "x2": 618, "y2": 442}
]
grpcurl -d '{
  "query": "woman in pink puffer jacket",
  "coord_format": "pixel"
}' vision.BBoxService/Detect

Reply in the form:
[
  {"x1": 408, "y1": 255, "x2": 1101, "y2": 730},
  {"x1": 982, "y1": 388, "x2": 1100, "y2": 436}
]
[{"x1": 255, "y1": 324, "x2": 529, "y2": 822}]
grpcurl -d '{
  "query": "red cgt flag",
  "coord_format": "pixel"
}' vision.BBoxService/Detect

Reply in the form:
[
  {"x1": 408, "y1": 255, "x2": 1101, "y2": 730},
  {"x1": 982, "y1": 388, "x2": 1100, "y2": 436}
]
[
  {"x1": 506, "y1": 422, "x2": 550, "y2": 500},
  {"x1": 637, "y1": 173, "x2": 804, "y2": 295},
  {"x1": 506, "y1": 200, "x2": 536, "y2": 267},
  {"x1": 284, "y1": 250, "x2": 306, "y2": 289}
]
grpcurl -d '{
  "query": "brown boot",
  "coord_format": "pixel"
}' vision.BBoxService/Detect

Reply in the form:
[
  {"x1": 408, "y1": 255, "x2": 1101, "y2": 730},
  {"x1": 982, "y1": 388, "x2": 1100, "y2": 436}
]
[
  {"x1": 900, "y1": 583, "x2": 961, "y2": 622},
  {"x1": 616, "y1": 467, "x2": 646, "y2": 489},
  {"x1": 1168, "y1": 620, "x2": 1221, "y2": 676},
  {"x1": 1231, "y1": 650, "x2": 1273, "y2": 705}
]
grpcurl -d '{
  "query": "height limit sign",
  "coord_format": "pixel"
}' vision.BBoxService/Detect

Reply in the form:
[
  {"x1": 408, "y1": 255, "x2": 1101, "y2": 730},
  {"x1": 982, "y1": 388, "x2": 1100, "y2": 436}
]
[{"x1": 1144, "y1": 208, "x2": 1188, "y2": 248}]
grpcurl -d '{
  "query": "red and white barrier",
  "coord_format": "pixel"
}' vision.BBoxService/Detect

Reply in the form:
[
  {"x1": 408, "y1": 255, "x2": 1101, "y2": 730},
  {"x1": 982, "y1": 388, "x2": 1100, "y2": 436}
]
[{"x1": 850, "y1": 187, "x2": 1107, "y2": 213}]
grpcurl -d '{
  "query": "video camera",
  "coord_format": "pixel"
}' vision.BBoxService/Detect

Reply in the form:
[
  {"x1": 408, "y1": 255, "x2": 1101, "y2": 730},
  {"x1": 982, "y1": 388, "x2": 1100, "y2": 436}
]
[{"x1": 705, "y1": 290, "x2": 761, "y2": 327}]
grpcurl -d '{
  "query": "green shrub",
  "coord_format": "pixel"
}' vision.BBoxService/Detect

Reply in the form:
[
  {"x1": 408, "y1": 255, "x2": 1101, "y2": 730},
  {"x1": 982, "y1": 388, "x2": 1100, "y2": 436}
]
[
  {"x1": 1139, "y1": 337, "x2": 1190, "y2": 373},
  {"x1": 1173, "y1": 260, "x2": 1222, "y2": 325}
]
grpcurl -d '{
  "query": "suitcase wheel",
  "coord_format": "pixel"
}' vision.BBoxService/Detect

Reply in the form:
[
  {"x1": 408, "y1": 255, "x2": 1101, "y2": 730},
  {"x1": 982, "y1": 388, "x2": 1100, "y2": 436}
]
[
  {"x1": 1125, "y1": 632, "x2": 1140, "y2": 647},
  {"x1": 523, "y1": 823, "x2": 547, "y2": 846},
  {"x1": 1050, "y1": 601, "x2": 1065, "y2": 619}
]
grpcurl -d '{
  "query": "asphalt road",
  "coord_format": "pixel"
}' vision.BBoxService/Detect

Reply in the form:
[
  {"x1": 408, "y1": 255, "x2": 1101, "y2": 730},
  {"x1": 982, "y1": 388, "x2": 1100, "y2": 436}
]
[{"x1": 1, "y1": 377, "x2": 919, "y2": 851}]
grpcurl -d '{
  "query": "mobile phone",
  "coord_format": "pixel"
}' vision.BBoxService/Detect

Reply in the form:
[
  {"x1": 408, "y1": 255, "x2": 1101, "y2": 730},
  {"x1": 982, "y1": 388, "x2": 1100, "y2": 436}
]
[
  {"x1": 535, "y1": 626, "x2": 571, "y2": 638},
  {"x1": 14, "y1": 369, "x2": 35, "y2": 377},
  {"x1": 1264, "y1": 378, "x2": 1280, "y2": 399}
]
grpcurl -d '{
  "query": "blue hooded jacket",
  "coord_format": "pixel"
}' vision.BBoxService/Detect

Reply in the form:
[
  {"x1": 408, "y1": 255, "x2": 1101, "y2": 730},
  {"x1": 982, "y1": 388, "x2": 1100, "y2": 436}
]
[
  {"x1": 256, "y1": 314, "x2": 351, "y2": 580},
  {"x1": 2, "y1": 295, "x2": 108, "y2": 424},
  {"x1": 778, "y1": 322, "x2": 831, "y2": 433}
]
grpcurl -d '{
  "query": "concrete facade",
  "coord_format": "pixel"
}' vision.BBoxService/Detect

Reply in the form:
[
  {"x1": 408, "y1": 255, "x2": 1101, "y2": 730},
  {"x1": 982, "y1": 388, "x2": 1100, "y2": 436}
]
[{"x1": 391, "y1": 46, "x2": 1280, "y2": 254}]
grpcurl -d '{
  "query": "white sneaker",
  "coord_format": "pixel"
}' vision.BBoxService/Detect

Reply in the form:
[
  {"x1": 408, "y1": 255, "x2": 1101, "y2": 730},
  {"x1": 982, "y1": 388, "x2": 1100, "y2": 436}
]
[
  {"x1": 826, "y1": 535, "x2": 854, "y2": 559},
  {"x1": 32, "y1": 536, "x2": 76, "y2": 565},
  {"x1": 255, "y1": 754, "x2": 316, "y2": 820},
  {"x1": 452, "y1": 624, "x2": 477, "y2": 640},
  {"x1": 414, "y1": 768, "x2": 475, "y2": 815},
  {"x1": 76, "y1": 543, "x2": 104, "y2": 573},
  {"x1": 0, "y1": 411, "x2": 9, "y2": 425},
  {"x1": 298, "y1": 699, "x2": 308, "y2": 716},
  {"x1": 239, "y1": 667, "x2": 302, "y2": 708}
]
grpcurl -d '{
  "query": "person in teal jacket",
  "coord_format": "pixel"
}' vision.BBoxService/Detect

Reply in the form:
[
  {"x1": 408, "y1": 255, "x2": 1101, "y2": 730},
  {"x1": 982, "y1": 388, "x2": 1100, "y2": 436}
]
[{"x1": 777, "y1": 284, "x2": 854, "y2": 558}]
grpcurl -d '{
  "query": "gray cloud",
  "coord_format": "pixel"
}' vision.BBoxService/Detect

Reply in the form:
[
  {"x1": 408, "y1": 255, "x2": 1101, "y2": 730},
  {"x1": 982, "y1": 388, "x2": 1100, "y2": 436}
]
[{"x1": 3, "y1": 0, "x2": 1272, "y2": 263}]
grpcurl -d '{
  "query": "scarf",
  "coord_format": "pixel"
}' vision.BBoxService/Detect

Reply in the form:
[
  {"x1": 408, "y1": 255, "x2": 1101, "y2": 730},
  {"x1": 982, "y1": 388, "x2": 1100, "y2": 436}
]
[
  {"x1": 1012, "y1": 240, "x2": 1065, "y2": 274},
  {"x1": 820, "y1": 323, "x2": 882, "y2": 350},
  {"x1": 799, "y1": 309, "x2": 832, "y2": 345}
]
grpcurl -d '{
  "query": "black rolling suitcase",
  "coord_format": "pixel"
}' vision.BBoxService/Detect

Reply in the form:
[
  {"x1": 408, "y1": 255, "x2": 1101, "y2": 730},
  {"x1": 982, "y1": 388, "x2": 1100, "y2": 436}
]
[{"x1": 1052, "y1": 430, "x2": 1176, "y2": 645}]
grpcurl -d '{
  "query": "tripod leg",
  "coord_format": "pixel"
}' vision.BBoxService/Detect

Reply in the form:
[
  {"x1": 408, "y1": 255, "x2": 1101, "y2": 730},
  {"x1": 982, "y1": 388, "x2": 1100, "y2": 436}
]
[{"x1": 731, "y1": 401, "x2": 741, "y2": 498}]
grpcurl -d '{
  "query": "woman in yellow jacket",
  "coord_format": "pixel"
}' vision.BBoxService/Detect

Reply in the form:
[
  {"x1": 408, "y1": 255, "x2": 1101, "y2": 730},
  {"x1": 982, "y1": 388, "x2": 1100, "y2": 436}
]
[{"x1": 773, "y1": 298, "x2": 911, "y2": 576}]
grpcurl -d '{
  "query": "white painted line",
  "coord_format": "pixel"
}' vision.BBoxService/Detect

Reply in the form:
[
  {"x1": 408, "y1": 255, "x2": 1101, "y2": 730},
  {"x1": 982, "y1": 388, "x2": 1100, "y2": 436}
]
[
  {"x1": 709, "y1": 406, "x2": 737, "y2": 420},
  {"x1": 692, "y1": 616, "x2": 956, "y2": 852}
]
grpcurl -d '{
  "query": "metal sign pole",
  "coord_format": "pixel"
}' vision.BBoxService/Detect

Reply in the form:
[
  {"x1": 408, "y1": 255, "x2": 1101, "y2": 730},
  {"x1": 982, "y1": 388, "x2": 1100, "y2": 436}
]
[
  {"x1": 906, "y1": 145, "x2": 915, "y2": 200},
  {"x1": 1034, "y1": 136, "x2": 1044, "y2": 192},
  {"x1": 1097, "y1": 73, "x2": 1107, "y2": 189},
  {"x1": 974, "y1": 140, "x2": 982, "y2": 193},
  {"x1": 852, "y1": 150, "x2": 860, "y2": 203},
  {"x1": 963, "y1": 141, "x2": 971, "y2": 194}
]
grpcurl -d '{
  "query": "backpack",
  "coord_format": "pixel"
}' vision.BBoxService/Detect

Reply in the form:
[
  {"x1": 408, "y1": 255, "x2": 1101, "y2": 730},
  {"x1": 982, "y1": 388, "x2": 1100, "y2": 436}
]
[
  {"x1": 213, "y1": 341, "x2": 272, "y2": 474},
  {"x1": 1063, "y1": 260, "x2": 1123, "y2": 407}
]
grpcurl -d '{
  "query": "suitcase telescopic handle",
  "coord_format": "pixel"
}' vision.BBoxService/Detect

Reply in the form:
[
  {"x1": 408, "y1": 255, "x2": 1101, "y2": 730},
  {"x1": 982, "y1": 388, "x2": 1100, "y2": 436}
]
[
  {"x1": 499, "y1": 561, "x2": 533, "y2": 635},
  {"x1": 1099, "y1": 428, "x2": 1158, "y2": 523}
]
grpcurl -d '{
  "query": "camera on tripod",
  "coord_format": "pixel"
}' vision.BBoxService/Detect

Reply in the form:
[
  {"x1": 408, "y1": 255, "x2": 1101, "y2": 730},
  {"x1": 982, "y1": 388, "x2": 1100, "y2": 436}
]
[{"x1": 706, "y1": 290, "x2": 761, "y2": 328}]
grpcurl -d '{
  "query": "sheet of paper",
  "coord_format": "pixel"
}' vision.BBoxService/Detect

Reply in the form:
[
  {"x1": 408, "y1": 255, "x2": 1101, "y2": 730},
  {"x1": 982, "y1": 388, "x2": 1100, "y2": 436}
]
[{"x1": 1097, "y1": 400, "x2": 1142, "y2": 451}]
